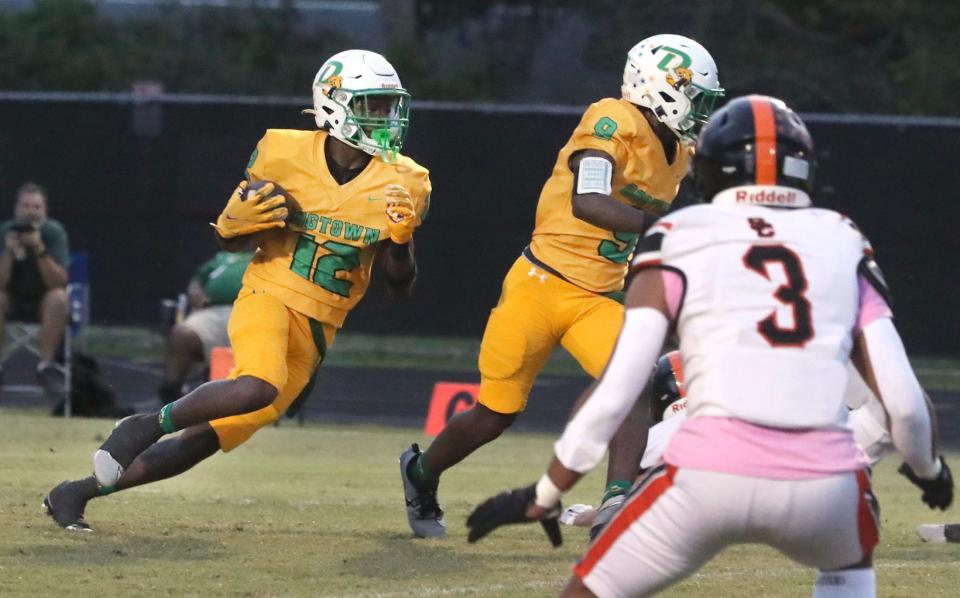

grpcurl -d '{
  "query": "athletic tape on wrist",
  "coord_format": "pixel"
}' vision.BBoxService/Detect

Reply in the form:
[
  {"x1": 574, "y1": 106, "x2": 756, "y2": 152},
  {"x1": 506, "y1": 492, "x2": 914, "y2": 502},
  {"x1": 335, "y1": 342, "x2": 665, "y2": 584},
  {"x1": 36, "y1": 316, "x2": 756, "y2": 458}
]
[{"x1": 535, "y1": 474, "x2": 563, "y2": 509}]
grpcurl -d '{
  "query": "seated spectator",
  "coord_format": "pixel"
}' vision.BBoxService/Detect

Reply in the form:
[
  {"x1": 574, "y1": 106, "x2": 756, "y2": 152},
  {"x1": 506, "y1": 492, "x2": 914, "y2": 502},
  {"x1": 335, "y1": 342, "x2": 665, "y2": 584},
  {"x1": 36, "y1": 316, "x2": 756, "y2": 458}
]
[
  {"x1": 0, "y1": 182, "x2": 69, "y2": 390},
  {"x1": 158, "y1": 250, "x2": 254, "y2": 403}
]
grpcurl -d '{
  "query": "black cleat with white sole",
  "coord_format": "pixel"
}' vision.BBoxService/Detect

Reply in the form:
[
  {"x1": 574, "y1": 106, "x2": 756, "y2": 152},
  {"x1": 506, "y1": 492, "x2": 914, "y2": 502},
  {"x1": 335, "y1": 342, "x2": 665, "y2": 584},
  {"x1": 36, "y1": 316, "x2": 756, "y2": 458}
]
[{"x1": 43, "y1": 481, "x2": 93, "y2": 532}]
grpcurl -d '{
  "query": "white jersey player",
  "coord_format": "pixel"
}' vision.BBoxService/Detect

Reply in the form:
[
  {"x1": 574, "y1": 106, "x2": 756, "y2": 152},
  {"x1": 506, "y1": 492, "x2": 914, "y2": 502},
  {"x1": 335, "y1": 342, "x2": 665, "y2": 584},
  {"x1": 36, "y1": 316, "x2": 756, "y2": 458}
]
[
  {"x1": 465, "y1": 95, "x2": 953, "y2": 598},
  {"x1": 639, "y1": 352, "x2": 894, "y2": 469},
  {"x1": 560, "y1": 352, "x2": 901, "y2": 531}
]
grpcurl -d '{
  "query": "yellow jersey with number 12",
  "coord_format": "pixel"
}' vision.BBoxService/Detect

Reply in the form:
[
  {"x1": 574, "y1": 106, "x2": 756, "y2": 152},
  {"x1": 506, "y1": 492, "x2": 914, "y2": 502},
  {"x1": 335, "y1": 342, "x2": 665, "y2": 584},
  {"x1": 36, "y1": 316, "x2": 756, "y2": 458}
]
[
  {"x1": 528, "y1": 97, "x2": 690, "y2": 294},
  {"x1": 240, "y1": 129, "x2": 431, "y2": 327}
]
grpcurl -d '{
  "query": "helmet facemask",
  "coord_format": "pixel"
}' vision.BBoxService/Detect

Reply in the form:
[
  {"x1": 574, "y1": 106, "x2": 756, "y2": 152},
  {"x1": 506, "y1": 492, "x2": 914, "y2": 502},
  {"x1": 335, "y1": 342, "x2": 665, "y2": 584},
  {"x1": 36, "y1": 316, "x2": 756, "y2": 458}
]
[
  {"x1": 329, "y1": 87, "x2": 410, "y2": 161},
  {"x1": 675, "y1": 79, "x2": 724, "y2": 143}
]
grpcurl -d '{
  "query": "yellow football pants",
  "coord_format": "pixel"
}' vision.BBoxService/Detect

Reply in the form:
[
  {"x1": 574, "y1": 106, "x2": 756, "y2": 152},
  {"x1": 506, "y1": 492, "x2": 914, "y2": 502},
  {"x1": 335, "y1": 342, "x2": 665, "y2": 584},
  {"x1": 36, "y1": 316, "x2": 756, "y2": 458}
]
[
  {"x1": 477, "y1": 256, "x2": 624, "y2": 414},
  {"x1": 209, "y1": 287, "x2": 336, "y2": 452}
]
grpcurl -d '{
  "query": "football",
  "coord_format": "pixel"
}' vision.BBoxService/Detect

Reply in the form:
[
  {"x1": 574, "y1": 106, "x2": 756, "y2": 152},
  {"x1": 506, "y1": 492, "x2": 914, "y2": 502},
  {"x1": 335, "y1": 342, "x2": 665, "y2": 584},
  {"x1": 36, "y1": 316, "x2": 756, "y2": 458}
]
[
  {"x1": 246, "y1": 179, "x2": 304, "y2": 228},
  {"x1": 244, "y1": 179, "x2": 291, "y2": 202}
]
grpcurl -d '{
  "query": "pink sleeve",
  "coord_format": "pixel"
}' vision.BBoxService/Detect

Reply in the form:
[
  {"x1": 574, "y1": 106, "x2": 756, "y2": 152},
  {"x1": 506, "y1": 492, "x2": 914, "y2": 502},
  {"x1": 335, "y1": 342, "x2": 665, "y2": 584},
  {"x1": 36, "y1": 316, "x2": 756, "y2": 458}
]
[
  {"x1": 662, "y1": 269, "x2": 684, "y2": 322},
  {"x1": 856, "y1": 275, "x2": 893, "y2": 334}
]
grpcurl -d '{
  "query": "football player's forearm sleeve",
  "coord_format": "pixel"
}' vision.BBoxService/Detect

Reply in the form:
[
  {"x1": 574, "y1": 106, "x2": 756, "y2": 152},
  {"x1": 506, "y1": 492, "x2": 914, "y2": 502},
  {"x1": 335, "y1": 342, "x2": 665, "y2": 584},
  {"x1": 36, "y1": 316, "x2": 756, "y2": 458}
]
[
  {"x1": 861, "y1": 317, "x2": 939, "y2": 478},
  {"x1": 553, "y1": 307, "x2": 668, "y2": 473}
]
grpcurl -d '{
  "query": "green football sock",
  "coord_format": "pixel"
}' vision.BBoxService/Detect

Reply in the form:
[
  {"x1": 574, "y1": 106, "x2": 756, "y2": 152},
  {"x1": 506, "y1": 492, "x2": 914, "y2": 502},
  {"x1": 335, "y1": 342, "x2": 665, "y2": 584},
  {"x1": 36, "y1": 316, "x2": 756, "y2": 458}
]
[
  {"x1": 158, "y1": 403, "x2": 179, "y2": 434},
  {"x1": 601, "y1": 479, "x2": 633, "y2": 504},
  {"x1": 407, "y1": 453, "x2": 439, "y2": 490}
]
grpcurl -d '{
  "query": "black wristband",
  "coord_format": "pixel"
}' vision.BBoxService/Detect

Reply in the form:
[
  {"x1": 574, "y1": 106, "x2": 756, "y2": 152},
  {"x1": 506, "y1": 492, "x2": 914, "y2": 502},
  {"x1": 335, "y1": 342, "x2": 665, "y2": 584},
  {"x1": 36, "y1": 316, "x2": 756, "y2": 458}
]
[{"x1": 36, "y1": 248, "x2": 48, "y2": 258}]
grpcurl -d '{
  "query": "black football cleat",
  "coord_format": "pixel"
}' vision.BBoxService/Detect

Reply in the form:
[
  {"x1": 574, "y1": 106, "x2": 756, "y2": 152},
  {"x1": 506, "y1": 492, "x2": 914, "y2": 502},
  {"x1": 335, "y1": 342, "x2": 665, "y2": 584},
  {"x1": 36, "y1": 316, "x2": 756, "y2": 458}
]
[{"x1": 43, "y1": 481, "x2": 93, "y2": 532}]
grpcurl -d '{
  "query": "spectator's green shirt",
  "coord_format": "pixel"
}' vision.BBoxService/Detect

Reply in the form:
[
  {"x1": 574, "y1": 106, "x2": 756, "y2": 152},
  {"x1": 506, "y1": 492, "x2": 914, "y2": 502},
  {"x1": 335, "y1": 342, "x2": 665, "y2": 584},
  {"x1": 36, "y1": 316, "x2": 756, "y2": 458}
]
[
  {"x1": 193, "y1": 251, "x2": 254, "y2": 305},
  {"x1": 0, "y1": 218, "x2": 69, "y2": 299}
]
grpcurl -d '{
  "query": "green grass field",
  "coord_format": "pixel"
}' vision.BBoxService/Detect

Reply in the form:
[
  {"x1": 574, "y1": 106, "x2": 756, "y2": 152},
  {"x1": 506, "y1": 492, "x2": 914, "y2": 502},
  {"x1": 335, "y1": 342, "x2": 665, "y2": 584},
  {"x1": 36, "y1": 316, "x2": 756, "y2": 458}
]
[{"x1": 1, "y1": 410, "x2": 958, "y2": 597}]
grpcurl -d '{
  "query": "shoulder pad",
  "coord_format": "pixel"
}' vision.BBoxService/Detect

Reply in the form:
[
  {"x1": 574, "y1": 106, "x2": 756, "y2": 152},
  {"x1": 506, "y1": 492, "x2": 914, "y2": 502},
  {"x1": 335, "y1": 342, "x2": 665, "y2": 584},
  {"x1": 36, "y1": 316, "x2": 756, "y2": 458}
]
[
  {"x1": 386, "y1": 156, "x2": 432, "y2": 219},
  {"x1": 259, "y1": 128, "x2": 313, "y2": 150},
  {"x1": 858, "y1": 256, "x2": 892, "y2": 309},
  {"x1": 392, "y1": 157, "x2": 432, "y2": 196},
  {"x1": 391, "y1": 153, "x2": 429, "y2": 174},
  {"x1": 580, "y1": 98, "x2": 635, "y2": 142},
  {"x1": 246, "y1": 129, "x2": 315, "y2": 179}
]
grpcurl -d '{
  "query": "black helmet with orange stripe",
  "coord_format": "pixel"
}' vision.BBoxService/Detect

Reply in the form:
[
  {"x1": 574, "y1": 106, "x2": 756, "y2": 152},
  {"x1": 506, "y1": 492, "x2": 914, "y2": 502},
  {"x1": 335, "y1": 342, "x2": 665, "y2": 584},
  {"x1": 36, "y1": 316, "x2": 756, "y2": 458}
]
[
  {"x1": 693, "y1": 95, "x2": 815, "y2": 205},
  {"x1": 650, "y1": 351, "x2": 687, "y2": 423}
]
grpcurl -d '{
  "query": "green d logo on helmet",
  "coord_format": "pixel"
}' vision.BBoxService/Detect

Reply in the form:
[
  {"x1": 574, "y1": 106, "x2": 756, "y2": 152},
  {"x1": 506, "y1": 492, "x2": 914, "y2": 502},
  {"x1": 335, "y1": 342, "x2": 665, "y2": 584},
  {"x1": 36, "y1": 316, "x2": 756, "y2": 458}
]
[{"x1": 656, "y1": 46, "x2": 692, "y2": 71}]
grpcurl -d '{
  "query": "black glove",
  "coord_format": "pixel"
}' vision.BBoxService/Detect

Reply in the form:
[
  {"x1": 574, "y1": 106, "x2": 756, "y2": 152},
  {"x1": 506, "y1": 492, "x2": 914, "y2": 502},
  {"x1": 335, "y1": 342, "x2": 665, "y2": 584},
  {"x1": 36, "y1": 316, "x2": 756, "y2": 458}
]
[
  {"x1": 898, "y1": 456, "x2": 954, "y2": 510},
  {"x1": 466, "y1": 483, "x2": 563, "y2": 547}
]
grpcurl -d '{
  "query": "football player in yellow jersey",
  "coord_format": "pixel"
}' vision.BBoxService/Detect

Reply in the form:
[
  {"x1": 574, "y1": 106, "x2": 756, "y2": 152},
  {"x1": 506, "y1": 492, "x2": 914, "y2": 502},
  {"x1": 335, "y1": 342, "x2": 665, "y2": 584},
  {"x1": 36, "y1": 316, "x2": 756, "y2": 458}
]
[
  {"x1": 43, "y1": 50, "x2": 431, "y2": 532},
  {"x1": 400, "y1": 35, "x2": 722, "y2": 539}
]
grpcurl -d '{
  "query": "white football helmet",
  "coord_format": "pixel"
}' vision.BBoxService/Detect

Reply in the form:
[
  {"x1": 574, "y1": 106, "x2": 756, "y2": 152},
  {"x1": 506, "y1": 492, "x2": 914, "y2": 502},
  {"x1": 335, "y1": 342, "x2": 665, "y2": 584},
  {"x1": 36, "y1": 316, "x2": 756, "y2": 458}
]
[
  {"x1": 621, "y1": 34, "x2": 724, "y2": 145},
  {"x1": 305, "y1": 49, "x2": 410, "y2": 161}
]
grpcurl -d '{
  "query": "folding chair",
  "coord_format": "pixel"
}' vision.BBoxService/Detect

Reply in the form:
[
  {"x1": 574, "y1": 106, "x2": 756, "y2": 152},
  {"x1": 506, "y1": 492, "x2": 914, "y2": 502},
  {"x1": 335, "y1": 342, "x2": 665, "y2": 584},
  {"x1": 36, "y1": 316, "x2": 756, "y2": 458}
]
[
  {"x1": 1, "y1": 322, "x2": 43, "y2": 364},
  {"x1": 0, "y1": 251, "x2": 89, "y2": 413},
  {"x1": 63, "y1": 251, "x2": 91, "y2": 417}
]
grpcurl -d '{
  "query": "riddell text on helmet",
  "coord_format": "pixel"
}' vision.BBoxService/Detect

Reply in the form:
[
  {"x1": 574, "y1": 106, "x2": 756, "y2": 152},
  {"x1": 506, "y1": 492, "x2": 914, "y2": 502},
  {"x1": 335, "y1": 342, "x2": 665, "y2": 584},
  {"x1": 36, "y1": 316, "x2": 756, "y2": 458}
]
[{"x1": 735, "y1": 188, "x2": 800, "y2": 205}]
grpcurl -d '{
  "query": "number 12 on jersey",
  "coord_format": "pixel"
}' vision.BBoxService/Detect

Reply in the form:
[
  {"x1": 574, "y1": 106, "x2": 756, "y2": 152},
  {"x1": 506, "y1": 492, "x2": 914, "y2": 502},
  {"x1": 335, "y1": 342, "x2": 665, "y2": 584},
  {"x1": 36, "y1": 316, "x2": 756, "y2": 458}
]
[{"x1": 290, "y1": 233, "x2": 360, "y2": 297}]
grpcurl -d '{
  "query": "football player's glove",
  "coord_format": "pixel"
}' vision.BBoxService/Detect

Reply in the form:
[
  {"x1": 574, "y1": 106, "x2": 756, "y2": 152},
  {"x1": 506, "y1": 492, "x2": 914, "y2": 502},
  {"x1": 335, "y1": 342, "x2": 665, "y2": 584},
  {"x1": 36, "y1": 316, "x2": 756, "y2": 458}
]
[
  {"x1": 899, "y1": 457, "x2": 954, "y2": 511},
  {"x1": 466, "y1": 483, "x2": 563, "y2": 547},
  {"x1": 385, "y1": 184, "x2": 416, "y2": 244},
  {"x1": 213, "y1": 180, "x2": 289, "y2": 239}
]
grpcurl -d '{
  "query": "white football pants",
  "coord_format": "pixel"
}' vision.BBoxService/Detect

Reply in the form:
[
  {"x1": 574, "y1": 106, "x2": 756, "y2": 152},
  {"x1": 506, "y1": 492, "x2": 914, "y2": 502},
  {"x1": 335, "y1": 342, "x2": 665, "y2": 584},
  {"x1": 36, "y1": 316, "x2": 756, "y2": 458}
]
[{"x1": 575, "y1": 466, "x2": 878, "y2": 598}]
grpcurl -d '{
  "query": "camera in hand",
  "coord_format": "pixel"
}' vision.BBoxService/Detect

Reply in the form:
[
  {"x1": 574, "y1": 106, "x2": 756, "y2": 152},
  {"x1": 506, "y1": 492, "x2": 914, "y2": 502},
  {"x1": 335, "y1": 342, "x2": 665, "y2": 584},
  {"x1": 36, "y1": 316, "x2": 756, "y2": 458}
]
[{"x1": 11, "y1": 222, "x2": 36, "y2": 233}]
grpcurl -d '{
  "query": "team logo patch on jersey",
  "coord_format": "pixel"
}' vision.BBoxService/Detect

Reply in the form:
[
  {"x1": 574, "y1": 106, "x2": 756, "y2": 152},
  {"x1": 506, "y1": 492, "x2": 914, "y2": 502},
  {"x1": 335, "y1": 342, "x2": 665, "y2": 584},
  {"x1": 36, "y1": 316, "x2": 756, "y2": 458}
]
[{"x1": 593, "y1": 117, "x2": 618, "y2": 140}]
